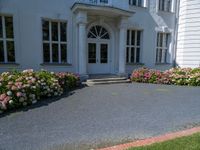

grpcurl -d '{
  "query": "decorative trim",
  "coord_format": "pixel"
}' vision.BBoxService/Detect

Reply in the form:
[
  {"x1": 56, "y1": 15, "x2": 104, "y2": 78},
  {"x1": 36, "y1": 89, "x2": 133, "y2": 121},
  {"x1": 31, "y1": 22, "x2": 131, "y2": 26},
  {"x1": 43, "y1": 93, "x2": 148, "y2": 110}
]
[
  {"x1": 155, "y1": 63, "x2": 171, "y2": 65},
  {"x1": 0, "y1": 63, "x2": 20, "y2": 66},
  {"x1": 126, "y1": 63, "x2": 144, "y2": 66},
  {"x1": 40, "y1": 63, "x2": 72, "y2": 66}
]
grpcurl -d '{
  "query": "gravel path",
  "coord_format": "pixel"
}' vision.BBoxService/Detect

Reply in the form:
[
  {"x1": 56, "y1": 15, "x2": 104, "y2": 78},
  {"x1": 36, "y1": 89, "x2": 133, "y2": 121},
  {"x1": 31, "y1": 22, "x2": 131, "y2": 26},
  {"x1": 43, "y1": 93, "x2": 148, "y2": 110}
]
[{"x1": 0, "y1": 83, "x2": 200, "y2": 150}]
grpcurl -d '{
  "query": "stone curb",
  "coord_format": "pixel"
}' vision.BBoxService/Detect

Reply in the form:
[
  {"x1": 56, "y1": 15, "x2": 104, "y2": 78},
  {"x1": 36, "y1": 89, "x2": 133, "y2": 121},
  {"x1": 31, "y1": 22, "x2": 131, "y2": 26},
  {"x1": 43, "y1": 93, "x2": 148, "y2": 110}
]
[{"x1": 98, "y1": 126, "x2": 200, "y2": 150}]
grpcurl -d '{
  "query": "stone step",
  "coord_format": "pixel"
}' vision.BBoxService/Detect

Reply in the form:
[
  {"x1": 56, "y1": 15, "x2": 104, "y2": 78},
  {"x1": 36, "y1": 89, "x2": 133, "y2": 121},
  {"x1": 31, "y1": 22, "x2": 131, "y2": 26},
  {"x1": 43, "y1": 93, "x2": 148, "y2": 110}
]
[
  {"x1": 87, "y1": 77, "x2": 127, "y2": 82},
  {"x1": 83, "y1": 79, "x2": 131, "y2": 86}
]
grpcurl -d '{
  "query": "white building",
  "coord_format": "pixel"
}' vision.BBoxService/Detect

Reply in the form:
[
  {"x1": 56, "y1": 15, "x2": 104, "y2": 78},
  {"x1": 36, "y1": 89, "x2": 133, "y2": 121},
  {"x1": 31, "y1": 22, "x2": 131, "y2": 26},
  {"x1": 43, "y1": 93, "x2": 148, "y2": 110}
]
[{"x1": 0, "y1": 0, "x2": 199, "y2": 77}]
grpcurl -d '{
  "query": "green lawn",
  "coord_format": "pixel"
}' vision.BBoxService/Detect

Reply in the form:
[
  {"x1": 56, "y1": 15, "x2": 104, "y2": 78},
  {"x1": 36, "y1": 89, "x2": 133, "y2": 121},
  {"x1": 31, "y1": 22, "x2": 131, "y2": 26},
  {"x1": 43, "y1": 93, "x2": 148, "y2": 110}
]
[{"x1": 129, "y1": 133, "x2": 200, "y2": 150}]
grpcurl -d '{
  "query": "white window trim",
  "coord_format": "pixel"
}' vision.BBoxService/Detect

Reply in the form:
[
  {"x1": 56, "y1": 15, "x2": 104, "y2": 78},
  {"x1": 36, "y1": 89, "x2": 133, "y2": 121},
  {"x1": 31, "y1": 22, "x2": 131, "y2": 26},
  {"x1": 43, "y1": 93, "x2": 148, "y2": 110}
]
[
  {"x1": 42, "y1": 19, "x2": 68, "y2": 64},
  {"x1": 156, "y1": 32, "x2": 169, "y2": 63},
  {"x1": 0, "y1": 15, "x2": 15, "y2": 63},
  {"x1": 126, "y1": 30, "x2": 141, "y2": 64},
  {"x1": 129, "y1": 0, "x2": 147, "y2": 7},
  {"x1": 158, "y1": 0, "x2": 173, "y2": 12}
]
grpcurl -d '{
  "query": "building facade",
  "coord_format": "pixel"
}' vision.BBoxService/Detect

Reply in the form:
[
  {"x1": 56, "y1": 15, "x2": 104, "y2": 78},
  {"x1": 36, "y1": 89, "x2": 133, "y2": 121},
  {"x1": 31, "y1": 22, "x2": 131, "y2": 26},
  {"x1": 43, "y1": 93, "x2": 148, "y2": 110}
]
[{"x1": 1, "y1": 0, "x2": 197, "y2": 77}]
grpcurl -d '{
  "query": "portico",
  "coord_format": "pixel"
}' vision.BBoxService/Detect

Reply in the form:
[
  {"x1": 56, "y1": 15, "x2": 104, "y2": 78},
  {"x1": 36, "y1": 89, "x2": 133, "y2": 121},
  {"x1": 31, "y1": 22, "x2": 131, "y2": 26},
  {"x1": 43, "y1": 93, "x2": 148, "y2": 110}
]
[{"x1": 72, "y1": 3, "x2": 134, "y2": 76}]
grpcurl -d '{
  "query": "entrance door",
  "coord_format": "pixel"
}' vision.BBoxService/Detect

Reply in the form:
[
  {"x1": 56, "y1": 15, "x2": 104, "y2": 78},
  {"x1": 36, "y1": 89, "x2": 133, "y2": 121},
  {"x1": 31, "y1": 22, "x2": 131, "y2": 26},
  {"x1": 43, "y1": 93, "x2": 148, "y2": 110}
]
[{"x1": 88, "y1": 42, "x2": 110, "y2": 74}]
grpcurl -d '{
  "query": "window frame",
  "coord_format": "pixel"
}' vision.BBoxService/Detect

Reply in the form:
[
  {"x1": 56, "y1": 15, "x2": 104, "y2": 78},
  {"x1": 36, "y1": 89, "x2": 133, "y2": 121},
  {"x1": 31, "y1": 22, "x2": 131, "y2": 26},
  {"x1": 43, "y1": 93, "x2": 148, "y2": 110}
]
[
  {"x1": 156, "y1": 32, "x2": 170, "y2": 64},
  {"x1": 0, "y1": 15, "x2": 15, "y2": 63},
  {"x1": 126, "y1": 29, "x2": 142, "y2": 64},
  {"x1": 158, "y1": 0, "x2": 172, "y2": 12},
  {"x1": 129, "y1": 0, "x2": 144, "y2": 7},
  {"x1": 42, "y1": 19, "x2": 68, "y2": 64}
]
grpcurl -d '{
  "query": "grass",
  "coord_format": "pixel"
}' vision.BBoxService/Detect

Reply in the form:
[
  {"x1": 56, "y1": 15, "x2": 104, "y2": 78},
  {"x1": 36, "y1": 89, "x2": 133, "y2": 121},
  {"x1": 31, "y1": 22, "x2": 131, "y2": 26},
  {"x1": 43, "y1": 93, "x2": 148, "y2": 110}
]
[{"x1": 129, "y1": 133, "x2": 200, "y2": 150}]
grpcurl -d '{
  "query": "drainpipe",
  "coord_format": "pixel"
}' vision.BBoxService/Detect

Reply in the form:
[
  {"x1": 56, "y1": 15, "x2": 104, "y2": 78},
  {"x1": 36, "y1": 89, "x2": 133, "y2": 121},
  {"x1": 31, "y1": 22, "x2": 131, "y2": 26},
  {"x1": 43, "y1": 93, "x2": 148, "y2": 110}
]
[{"x1": 173, "y1": 0, "x2": 180, "y2": 68}]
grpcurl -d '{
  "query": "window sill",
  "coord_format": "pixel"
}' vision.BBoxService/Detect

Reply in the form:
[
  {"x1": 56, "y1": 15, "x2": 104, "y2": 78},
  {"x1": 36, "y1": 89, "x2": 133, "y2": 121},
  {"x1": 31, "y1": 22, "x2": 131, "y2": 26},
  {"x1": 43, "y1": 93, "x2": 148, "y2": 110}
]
[
  {"x1": 126, "y1": 63, "x2": 144, "y2": 66},
  {"x1": 0, "y1": 63, "x2": 20, "y2": 66},
  {"x1": 155, "y1": 63, "x2": 171, "y2": 65},
  {"x1": 40, "y1": 63, "x2": 72, "y2": 66},
  {"x1": 129, "y1": 5, "x2": 147, "y2": 10},
  {"x1": 158, "y1": 10, "x2": 175, "y2": 14}
]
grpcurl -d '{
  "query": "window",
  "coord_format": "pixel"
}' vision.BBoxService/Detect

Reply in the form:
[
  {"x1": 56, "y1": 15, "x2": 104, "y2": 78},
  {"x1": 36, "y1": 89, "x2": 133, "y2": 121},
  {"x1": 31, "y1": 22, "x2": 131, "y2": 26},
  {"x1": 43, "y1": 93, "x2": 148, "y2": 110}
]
[
  {"x1": 0, "y1": 15, "x2": 15, "y2": 63},
  {"x1": 129, "y1": 0, "x2": 142, "y2": 7},
  {"x1": 126, "y1": 30, "x2": 141, "y2": 63},
  {"x1": 100, "y1": 0, "x2": 108, "y2": 4},
  {"x1": 159, "y1": 0, "x2": 171, "y2": 12},
  {"x1": 156, "y1": 33, "x2": 170, "y2": 63},
  {"x1": 42, "y1": 20, "x2": 67, "y2": 64}
]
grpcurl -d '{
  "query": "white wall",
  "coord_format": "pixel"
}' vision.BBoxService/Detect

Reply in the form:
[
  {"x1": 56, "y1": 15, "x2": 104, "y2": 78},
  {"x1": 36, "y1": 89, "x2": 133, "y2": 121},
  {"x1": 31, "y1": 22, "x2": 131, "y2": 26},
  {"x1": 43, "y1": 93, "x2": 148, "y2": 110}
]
[
  {"x1": 0, "y1": 0, "x2": 177, "y2": 73},
  {"x1": 176, "y1": 0, "x2": 200, "y2": 68}
]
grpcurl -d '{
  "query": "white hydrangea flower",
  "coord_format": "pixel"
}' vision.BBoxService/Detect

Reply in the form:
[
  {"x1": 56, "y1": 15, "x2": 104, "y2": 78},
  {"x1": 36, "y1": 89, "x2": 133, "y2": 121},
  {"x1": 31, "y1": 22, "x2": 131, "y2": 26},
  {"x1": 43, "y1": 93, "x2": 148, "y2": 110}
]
[
  {"x1": 19, "y1": 97, "x2": 25, "y2": 103},
  {"x1": 7, "y1": 91, "x2": 12, "y2": 96},
  {"x1": 9, "y1": 100, "x2": 14, "y2": 104}
]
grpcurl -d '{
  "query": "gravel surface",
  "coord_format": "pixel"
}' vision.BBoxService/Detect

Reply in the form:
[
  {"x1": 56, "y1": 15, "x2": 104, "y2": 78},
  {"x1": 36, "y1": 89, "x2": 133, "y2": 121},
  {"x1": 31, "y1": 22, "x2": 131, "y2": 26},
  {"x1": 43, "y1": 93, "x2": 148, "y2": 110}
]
[{"x1": 0, "y1": 83, "x2": 200, "y2": 150}]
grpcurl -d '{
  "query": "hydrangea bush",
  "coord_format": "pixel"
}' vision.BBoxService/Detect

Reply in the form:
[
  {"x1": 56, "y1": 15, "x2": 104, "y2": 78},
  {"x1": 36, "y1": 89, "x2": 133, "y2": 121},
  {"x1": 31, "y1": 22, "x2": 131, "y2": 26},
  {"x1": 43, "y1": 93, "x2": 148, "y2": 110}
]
[
  {"x1": 0, "y1": 69, "x2": 80, "y2": 113},
  {"x1": 131, "y1": 67, "x2": 200, "y2": 86}
]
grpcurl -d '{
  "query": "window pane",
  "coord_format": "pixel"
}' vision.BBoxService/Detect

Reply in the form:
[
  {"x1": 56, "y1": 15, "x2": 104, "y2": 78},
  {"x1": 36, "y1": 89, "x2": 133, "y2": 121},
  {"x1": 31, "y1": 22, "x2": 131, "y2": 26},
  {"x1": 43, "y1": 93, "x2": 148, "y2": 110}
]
[
  {"x1": 138, "y1": 0, "x2": 142, "y2": 6},
  {"x1": 61, "y1": 44, "x2": 67, "y2": 63},
  {"x1": 43, "y1": 43, "x2": 50, "y2": 62},
  {"x1": 60, "y1": 22, "x2": 67, "y2": 42},
  {"x1": 127, "y1": 30, "x2": 130, "y2": 45},
  {"x1": 160, "y1": 33, "x2": 163, "y2": 47},
  {"x1": 0, "y1": 16, "x2": 2, "y2": 38},
  {"x1": 42, "y1": 20, "x2": 49, "y2": 41},
  {"x1": 0, "y1": 41, "x2": 4, "y2": 62},
  {"x1": 132, "y1": 0, "x2": 137, "y2": 5},
  {"x1": 100, "y1": 44, "x2": 108, "y2": 64},
  {"x1": 159, "y1": 49, "x2": 162, "y2": 62},
  {"x1": 131, "y1": 30, "x2": 135, "y2": 46},
  {"x1": 137, "y1": 31, "x2": 141, "y2": 46},
  {"x1": 5, "y1": 16, "x2": 14, "y2": 39},
  {"x1": 88, "y1": 43, "x2": 96, "y2": 63},
  {"x1": 136, "y1": 48, "x2": 140, "y2": 63},
  {"x1": 7, "y1": 41, "x2": 15, "y2": 62},
  {"x1": 131, "y1": 47, "x2": 135, "y2": 63},
  {"x1": 52, "y1": 44, "x2": 59, "y2": 62},
  {"x1": 126, "y1": 47, "x2": 129, "y2": 63},
  {"x1": 52, "y1": 22, "x2": 58, "y2": 41}
]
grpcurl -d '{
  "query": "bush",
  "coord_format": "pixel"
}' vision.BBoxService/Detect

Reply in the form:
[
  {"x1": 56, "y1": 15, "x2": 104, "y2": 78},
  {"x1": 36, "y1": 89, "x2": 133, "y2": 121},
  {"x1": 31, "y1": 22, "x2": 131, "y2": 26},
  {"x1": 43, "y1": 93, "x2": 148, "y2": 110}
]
[
  {"x1": 0, "y1": 69, "x2": 80, "y2": 113},
  {"x1": 131, "y1": 67, "x2": 200, "y2": 86}
]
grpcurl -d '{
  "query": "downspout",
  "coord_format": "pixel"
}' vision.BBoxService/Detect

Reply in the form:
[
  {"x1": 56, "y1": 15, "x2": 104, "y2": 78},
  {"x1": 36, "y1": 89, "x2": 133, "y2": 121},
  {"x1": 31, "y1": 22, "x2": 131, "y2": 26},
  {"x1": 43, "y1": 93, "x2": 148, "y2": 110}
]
[{"x1": 173, "y1": 0, "x2": 180, "y2": 68}]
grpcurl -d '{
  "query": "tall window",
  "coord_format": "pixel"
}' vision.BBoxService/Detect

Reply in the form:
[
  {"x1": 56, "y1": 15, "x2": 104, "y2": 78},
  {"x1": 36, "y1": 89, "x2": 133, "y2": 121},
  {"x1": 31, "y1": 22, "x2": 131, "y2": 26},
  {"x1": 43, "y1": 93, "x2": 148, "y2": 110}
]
[
  {"x1": 156, "y1": 33, "x2": 170, "y2": 63},
  {"x1": 159, "y1": 0, "x2": 171, "y2": 12},
  {"x1": 42, "y1": 20, "x2": 67, "y2": 64},
  {"x1": 129, "y1": 0, "x2": 142, "y2": 7},
  {"x1": 126, "y1": 30, "x2": 141, "y2": 63},
  {"x1": 0, "y1": 15, "x2": 15, "y2": 63}
]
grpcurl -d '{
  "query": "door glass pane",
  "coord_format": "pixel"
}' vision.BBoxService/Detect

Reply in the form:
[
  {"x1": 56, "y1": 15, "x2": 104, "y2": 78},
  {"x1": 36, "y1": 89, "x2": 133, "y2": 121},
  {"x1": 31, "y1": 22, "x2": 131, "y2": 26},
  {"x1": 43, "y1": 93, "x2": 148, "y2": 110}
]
[
  {"x1": 126, "y1": 47, "x2": 129, "y2": 63},
  {"x1": 60, "y1": 22, "x2": 67, "y2": 42},
  {"x1": 43, "y1": 43, "x2": 50, "y2": 62},
  {"x1": 52, "y1": 44, "x2": 58, "y2": 62},
  {"x1": 0, "y1": 16, "x2": 2, "y2": 38},
  {"x1": 88, "y1": 43, "x2": 96, "y2": 63},
  {"x1": 42, "y1": 20, "x2": 49, "y2": 41},
  {"x1": 0, "y1": 41, "x2": 4, "y2": 62},
  {"x1": 7, "y1": 41, "x2": 15, "y2": 62},
  {"x1": 100, "y1": 44, "x2": 108, "y2": 64},
  {"x1": 5, "y1": 16, "x2": 14, "y2": 38},
  {"x1": 52, "y1": 22, "x2": 58, "y2": 41},
  {"x1": 127, "y1": 30, "x2": 130, "y2": 45},
  {"x1": 61, "y1": 44, "x2": 67, "y2": 63}
]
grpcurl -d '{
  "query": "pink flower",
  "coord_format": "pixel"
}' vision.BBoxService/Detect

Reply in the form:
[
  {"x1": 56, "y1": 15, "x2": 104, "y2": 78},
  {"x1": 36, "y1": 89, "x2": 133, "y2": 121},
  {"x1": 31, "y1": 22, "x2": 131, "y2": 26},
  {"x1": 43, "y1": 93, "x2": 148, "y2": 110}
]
[
  {"x1": 16, "y1": 92, "x2": 22, "y2": 97},
  {"x1": 0, "y1": 94, "x2": 6, "y2": 101}
]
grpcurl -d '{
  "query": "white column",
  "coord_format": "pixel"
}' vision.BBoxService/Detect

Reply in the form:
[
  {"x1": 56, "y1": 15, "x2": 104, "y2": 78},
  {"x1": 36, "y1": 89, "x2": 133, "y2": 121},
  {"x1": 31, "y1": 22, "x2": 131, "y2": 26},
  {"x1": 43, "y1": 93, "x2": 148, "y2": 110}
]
[
  {"x1": 78, "y1": 23, "x2": 87, "y2": 74},
  {"x1": 76, "y1": 11, "x2": 87, "y2": 75},
  {"x1": 118, "y1": 17, "x2": 128, "y2": 75}
]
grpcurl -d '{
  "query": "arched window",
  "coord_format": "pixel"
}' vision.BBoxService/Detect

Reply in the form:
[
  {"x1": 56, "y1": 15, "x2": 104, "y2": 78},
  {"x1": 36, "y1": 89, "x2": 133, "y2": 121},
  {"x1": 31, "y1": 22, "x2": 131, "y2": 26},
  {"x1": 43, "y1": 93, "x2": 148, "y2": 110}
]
[{"x1": 88, "y1": 25, "x2": 110, "y2": 39}]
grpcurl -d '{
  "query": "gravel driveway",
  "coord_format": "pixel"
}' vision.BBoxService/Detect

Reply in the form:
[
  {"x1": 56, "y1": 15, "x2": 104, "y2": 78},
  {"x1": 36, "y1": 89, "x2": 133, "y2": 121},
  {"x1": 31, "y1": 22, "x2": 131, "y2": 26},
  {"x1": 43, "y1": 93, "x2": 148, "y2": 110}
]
[{"x1": 0, "y1": 83, "x2": 200, "y2": 150}]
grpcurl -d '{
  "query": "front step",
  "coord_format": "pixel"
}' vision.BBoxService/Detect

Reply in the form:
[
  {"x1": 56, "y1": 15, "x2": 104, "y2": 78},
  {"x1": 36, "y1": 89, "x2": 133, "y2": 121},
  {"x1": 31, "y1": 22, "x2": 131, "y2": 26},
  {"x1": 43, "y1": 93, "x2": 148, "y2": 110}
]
[{"x1": 84, "y1": 76, "x2": 131, "y2": 86}]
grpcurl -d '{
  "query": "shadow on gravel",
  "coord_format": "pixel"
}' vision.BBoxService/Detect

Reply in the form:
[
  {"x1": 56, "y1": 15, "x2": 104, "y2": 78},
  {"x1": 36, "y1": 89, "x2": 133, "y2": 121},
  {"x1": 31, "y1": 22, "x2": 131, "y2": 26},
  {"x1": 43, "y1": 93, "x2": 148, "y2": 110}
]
[{"x1": 0, "y1": 85, "x2": 86, "y2": 118}]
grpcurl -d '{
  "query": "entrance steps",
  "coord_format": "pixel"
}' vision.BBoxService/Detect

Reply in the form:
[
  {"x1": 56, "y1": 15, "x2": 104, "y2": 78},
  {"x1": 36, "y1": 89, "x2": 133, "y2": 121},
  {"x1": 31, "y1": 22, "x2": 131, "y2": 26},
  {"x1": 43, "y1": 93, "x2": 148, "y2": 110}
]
[{"x1": 83, "y1": 74, "x2": 131, "y2": 86}]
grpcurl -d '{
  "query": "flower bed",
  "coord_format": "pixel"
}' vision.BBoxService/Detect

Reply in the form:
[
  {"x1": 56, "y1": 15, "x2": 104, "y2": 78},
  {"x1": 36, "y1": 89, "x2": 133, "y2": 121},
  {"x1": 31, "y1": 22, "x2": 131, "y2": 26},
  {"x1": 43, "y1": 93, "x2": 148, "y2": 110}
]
[
  {"x1": 131, "y1": 67, "x2": 200, "y2": 86},
  {"x1": 0, "y1": 69, "x2": 80, "y2": 113}
]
